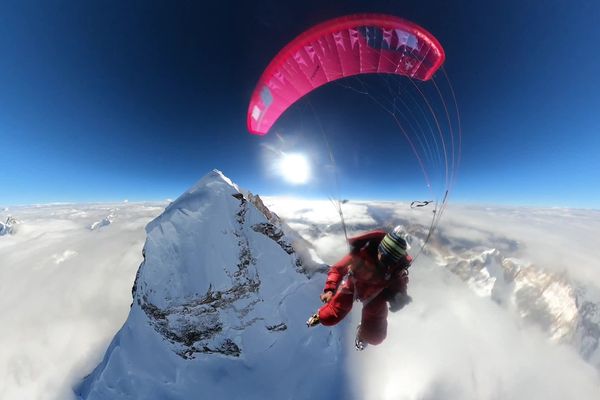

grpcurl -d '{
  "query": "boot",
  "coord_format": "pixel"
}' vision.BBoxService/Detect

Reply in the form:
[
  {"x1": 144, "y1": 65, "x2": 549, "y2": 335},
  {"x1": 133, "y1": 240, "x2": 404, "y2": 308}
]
[
  {"x1": 355, "y1": 324, "x2": 368, "y2": 351},
  {"x1": 306, "y1": 312, "x2": 320, "y2": 327}
]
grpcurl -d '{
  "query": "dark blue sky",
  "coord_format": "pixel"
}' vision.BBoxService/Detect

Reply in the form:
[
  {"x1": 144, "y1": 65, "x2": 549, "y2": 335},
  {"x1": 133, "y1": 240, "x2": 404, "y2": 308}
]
[{"x1": 1, "y1": 0, "x2": 599, "y2": 207}]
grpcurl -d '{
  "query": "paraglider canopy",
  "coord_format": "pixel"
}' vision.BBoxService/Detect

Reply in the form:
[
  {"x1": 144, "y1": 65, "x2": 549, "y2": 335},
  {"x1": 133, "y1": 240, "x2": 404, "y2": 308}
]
[{"x1": 247, "y1": 13, "x2": 446, "y2": 135}]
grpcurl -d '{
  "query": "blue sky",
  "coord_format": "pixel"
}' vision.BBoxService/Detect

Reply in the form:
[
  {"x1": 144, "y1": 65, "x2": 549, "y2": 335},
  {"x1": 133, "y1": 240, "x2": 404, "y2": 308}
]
[{"x1": 1, "y1": 0, "x2": 599, "y2": 208}]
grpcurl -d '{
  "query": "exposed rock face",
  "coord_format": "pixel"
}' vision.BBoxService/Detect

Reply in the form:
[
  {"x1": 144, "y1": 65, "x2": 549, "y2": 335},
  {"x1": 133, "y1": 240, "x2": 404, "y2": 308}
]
[
  {"x1": 247, "y1": 193, "x2": 276, "y2": 223},
  {"x1": 135, "y1": 191, "x2": 264, "y2": 359},
  {"x1": 575, "y1": 289, "x2": 600, "y2": 367},
  {"x1": 247, "y1": 192, "x2": 328, "y2": 276},
  {"x1": 0, "y1": 216, "x2": 19, "y2": 235},
  {"x1": 252, "y1": 223, "x2": 294, "y2": 254}
]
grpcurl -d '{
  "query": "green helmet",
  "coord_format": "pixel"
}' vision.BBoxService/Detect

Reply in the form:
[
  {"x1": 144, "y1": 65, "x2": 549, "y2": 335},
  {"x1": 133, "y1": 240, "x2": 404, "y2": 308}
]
[{"x1": 378, "y1": 226, "x2": 408, "y2": 264}]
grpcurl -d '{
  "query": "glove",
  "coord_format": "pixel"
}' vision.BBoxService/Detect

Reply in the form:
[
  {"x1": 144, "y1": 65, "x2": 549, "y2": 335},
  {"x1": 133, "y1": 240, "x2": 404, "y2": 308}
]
[
  {"x1": 320, "y1": 290, "x2": 334, "y2": 303},
  {"x1": 389, "y1": 293, "x2": 412, "y2": 312}
]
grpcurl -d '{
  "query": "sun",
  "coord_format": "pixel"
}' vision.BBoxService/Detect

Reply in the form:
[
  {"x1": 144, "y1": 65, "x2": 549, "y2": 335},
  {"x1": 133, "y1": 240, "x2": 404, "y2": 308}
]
[{"x1": 278, "y1": 153, "x2": 311, "y2": 184}]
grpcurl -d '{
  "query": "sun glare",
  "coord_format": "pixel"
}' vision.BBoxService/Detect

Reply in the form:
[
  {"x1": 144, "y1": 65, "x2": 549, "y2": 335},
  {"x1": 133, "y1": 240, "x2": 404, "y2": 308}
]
[{"x1": 278, "y1": 153, "x2": 310, "y2": 184}]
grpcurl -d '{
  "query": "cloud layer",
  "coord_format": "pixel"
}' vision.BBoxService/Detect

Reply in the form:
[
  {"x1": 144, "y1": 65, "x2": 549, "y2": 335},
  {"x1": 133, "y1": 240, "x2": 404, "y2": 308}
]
[
  {"x1": 1, "y1": 199, "x2": 599, "y2": 399},
  {"x1": 0, "y1": 203, "x2": 165, "y2": 400}
]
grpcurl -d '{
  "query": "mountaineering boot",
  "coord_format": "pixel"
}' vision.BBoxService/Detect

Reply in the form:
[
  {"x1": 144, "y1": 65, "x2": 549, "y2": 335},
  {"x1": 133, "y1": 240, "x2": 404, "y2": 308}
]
[
  {"x1": 306, "y1": 312, "x2": 320, "y2": 327},
  {"x1": 355, "y1": 324, "x2": 368, "y2": 351}
]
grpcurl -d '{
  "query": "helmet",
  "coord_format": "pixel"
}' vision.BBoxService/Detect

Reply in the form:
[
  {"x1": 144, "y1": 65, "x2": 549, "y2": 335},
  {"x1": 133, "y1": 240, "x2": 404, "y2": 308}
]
[{"x1": 378, "y1": 226, "x2": 409, "y2": 265}]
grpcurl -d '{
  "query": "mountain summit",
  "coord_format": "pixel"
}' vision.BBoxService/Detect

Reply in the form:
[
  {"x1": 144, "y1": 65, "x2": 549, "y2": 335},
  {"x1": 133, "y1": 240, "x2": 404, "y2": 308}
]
[{"x1": 77, "y1": 170, "x2": 346, "y2": 399}]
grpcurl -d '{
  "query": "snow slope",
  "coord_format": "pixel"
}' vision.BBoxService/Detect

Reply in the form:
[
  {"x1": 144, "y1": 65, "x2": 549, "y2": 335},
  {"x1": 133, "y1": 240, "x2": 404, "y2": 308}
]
[{"x1": 76, "y1": 170, "x2": 348, "y2": 399}]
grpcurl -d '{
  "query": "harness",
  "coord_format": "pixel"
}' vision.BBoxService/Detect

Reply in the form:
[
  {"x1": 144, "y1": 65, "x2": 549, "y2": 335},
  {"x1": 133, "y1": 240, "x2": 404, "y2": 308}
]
[{"x1": 343, "y1": 258, "x2": 400, "y2": 306}]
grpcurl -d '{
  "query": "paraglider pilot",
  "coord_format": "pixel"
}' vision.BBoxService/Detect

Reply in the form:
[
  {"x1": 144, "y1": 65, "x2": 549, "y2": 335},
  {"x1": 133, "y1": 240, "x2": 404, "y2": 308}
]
[{"x1": 307, "y1": 226, "x2": 413, "y2": 350}]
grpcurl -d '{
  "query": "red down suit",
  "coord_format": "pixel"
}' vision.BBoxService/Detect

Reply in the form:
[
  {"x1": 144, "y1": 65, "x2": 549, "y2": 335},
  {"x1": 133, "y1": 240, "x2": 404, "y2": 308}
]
[{"x1": 318, "y1": 230, "x2": 411, "y2": 345}]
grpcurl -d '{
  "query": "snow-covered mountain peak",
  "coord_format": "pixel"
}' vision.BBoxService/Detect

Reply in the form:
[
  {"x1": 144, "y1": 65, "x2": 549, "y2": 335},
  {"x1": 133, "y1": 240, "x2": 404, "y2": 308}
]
[
  {"x1": 171, "y1": 168, "x2": 239, "y2": 205},
  {"x1": 89, "y1": 214, "x2": 114, "y2": 230},
  {"x1": 137, "y1": 170, "x2": 308, "y2": 352},
  {"x1": 77, "y1": 171, "x2": 344, "y2": 399}
]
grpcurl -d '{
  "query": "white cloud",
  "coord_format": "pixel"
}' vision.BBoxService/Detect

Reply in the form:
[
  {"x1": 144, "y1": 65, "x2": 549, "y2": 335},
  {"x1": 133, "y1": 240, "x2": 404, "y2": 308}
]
[
  {"x1": 0, "y1": 203, "x2": 165, "y2": 400},
  {"x1": 51, "y1": 249, "x2": 78, "y2": 265},
  {"x1": 439, "y1": 205, "x2": 600, "y2": 288}
]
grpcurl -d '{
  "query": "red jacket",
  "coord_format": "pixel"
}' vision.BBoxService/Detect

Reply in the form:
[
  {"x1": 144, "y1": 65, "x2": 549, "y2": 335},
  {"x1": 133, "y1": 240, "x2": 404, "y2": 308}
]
[{"x1": 324, "y1": 230, "x2": 411, "y2": 302}]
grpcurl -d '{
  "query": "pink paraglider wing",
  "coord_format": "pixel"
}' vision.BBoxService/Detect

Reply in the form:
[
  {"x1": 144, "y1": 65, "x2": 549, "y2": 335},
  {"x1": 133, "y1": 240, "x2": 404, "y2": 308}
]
[{"x1": 247, "y1": 14, "x2": 445, "y2": 135}]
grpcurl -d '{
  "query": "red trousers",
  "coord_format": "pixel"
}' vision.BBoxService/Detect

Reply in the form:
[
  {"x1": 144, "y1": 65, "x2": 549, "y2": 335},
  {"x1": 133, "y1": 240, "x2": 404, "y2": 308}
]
[{"x1": 318, "y1": 278, "x2": 388, "y2": 345}]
